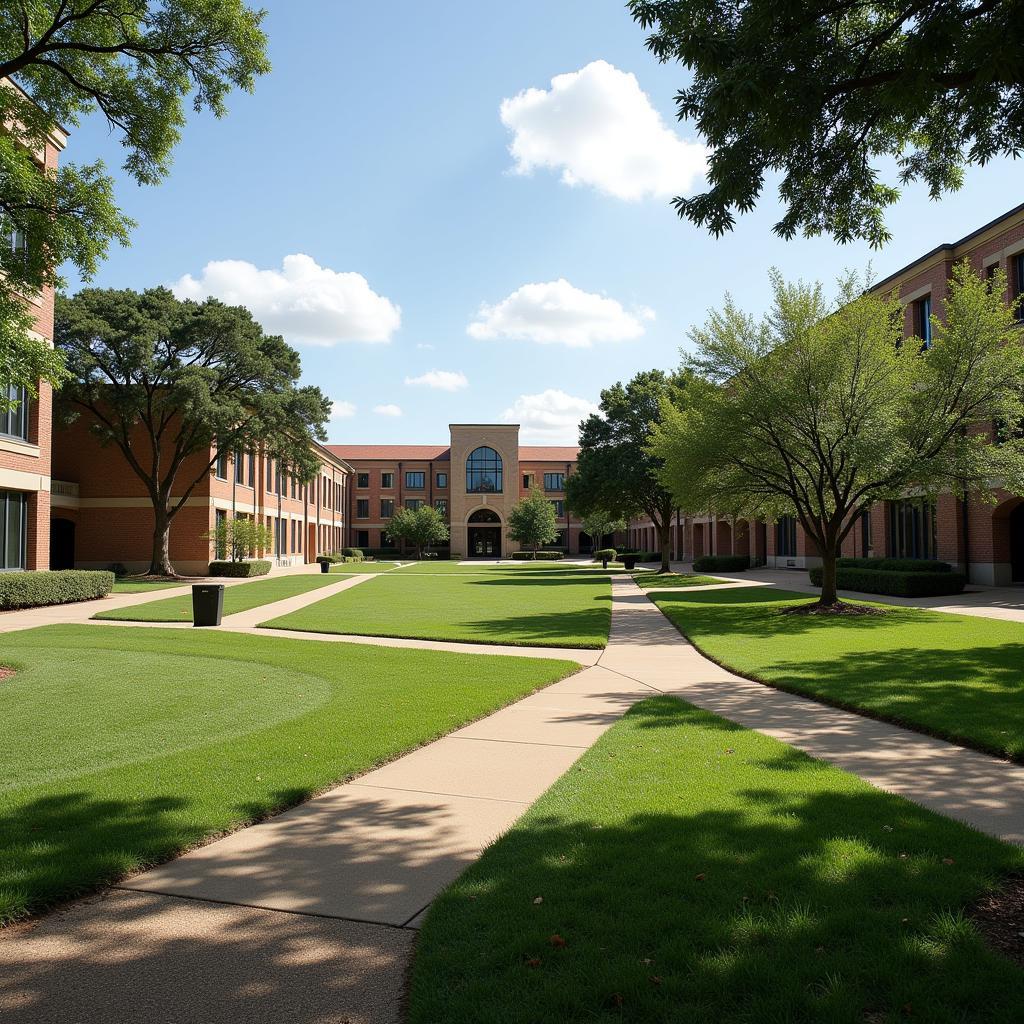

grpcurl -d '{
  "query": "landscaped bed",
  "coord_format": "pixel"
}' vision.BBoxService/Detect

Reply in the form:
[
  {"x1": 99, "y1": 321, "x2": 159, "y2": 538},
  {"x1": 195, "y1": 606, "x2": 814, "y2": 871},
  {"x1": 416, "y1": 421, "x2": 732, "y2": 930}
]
[
  {"x1": 261, "y1": 565, "x2": 613, "y2": 647},
  {"x1": 0, "y1": 624, "x2": 577, "y2": 924},
  {"x1": 94, "y1": 572, "x2": 346, "y2": 622},
  {"x1": 409, "y1": 696, "x2": 1024, "y2": 1023},
  {"x1": 649, "y1": 585, "x2": 1024, "y2": 760}
]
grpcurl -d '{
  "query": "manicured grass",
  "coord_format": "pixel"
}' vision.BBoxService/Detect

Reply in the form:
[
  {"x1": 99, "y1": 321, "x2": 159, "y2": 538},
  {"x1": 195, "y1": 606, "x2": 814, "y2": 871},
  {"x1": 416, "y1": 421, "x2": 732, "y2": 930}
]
[
  {"x1": 631, "y1": 572, "x2": 727, "y2": 589},
  {"x1": 650, "y1": 586, "x2": 1024, "y2": 760},
  {"x1": 392, "y1": 561, "x2": 596, "y2": 574},
  {"x1": 94, "y1": 572, "x2": 345, "y2": 622},
  {"x1": 329, "y1": 561, "x2": 401, "y2": 573},
  {"x1": 410, "y1": 697, "x2": 1024, "y2": 1024},
  {"x1": 262, "y1": 569, "x2": 612, "y2": 647},
  {"x1": 0, "y1": 625, "x2": 577, "y2": 924},
  {"x1": 111, "y1": 579, "x2": 185, "y2": 594}
]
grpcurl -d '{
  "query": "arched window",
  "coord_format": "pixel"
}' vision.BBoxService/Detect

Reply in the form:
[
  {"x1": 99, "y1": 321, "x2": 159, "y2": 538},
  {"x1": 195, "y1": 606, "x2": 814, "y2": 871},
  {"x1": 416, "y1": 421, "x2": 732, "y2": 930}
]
[
  {"x1": 466, "y1": 446, "x2": 502, "y2": 493},
  {"x1": 468, "y1": 507, "x2": 500, "y2": 524}
]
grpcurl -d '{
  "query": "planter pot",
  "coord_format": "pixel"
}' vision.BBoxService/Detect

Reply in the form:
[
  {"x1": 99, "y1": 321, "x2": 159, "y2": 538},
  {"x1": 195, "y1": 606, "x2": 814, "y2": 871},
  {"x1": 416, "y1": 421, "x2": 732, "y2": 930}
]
[{"x1": 622, "y1": 555, "x2": 638, "y2": 570}]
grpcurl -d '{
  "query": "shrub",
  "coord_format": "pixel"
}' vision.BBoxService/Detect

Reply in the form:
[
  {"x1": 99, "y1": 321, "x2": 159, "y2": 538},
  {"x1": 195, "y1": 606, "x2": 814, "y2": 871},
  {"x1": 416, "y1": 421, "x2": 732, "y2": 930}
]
[
  {"x1": 341, "y1": 547, "x2": 364, "y2": 560},
  {"x1": 0, "y1": 570, "x2": 114, "y2": 610},
  {"x1": 208, "y1": 559, "x2": 271, "y2": 578},
  {"x1": 316, "y1": 553, "x2": 342, "y2": 565},
  {"x1": 693, "y1": 554, "x2": 750, "y2": 572},
  {"x1": 593, "y1": 548, "x2": 617, "y2": 562},
  {"x1": 808, "y1": 566, "x2": 967, "y2": 596},
  {"x1": 511, "y1": 551, "x2": 564, "y2": 560},
  {"x1": 363, "y1": 547, "x2": 401, "y2": 558},
  {"x1": 836, "y1": 556, "x2": 953, "y2": 573}
]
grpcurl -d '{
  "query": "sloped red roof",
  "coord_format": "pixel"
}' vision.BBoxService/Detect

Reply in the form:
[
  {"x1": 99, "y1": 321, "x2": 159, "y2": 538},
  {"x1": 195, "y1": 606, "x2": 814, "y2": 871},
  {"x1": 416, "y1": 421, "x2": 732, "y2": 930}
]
[
  {"x1": 518, "y1": 446, "x2": 580, "y2": 461},
  {"x1": 327, "y1": 445, "x2": 451, "y2": 461}
]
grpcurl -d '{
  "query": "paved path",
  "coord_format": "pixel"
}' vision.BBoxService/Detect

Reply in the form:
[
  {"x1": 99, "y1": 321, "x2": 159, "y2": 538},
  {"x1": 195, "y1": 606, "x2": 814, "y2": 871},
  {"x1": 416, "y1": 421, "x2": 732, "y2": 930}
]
[{"x1": 6, "y1": 576, "x2": 1024, "y2": 1023}]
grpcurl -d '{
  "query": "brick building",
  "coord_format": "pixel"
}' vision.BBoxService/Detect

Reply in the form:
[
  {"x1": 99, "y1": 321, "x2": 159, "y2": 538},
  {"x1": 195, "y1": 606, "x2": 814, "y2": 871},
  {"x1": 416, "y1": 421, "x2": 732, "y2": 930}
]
[
  {"x1": 331, "y1": 425, "x2": 589, "y2": 557},
  {"x1": 0, "y1": 117, "x2": 67, "y2": 571}
]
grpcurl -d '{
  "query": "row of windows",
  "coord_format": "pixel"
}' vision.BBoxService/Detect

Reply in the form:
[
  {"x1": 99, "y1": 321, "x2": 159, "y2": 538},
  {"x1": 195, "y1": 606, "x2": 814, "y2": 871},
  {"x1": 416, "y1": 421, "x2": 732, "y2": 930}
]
[
  {"x1": 356, "y1": 497, "x2": 448, "y2": 518},
  {"x1": 523, "y1": 472, "x2": 565, "y2": 491},
  {"x1": 212, "y1": 450, "x2": 343, "y2": 509},
  {"x1": 0, "y1": 386, "x2": 28, "y2": 441},
  {"x1": 356, "y1": 470, "x2": 448, "y2": 490}
]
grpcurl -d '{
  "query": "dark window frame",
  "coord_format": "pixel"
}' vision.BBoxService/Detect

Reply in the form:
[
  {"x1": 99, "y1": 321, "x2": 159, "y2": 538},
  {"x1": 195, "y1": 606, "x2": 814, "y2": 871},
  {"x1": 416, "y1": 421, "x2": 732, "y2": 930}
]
[
  {"x1": 405, "y1": 471, "x2": 426, "y2": 490},
  {"x1": 466, "y1": 446, "x2": 503, "y2": 494}
]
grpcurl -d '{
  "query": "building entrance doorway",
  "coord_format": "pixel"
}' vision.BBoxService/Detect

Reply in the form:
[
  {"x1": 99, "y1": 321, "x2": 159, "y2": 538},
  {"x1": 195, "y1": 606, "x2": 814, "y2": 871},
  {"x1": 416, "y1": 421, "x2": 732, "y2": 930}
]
[
  {"x1": 1011, "y1": 503, "x2": 1024, "y2": 583},
  {"x1": 50, "y1": 517, "x2": 75, "y2": 569},
  {"x1": 467, "y1": 507, "x2": 501, "y2": 558}
]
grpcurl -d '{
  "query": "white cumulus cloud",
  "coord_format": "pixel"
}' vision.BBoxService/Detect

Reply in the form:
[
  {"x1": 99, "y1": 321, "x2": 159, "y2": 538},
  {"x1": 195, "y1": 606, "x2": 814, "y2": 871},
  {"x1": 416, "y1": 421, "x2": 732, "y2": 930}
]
[
  {"x1": 172, "y1": 253, "x2": 401, "y2": 346},
  {"x1": 329, "y1": 399, "x2": 356, "y2": 420},
  {"x1": 467, "y1": 278, "x2": 653, "y2": 348},
  {"x1": 502, "y1": 389, "x2": 598, "y2": 444},
  {"x1": 500, "y1": 59, "x2": 707, "y2": 201},
  {"x1": 373, "y1": 403, "x2": 403, "y2": 417},
  {"x1": 404, "y1": 369, "x2": 469, "y2": 392}
]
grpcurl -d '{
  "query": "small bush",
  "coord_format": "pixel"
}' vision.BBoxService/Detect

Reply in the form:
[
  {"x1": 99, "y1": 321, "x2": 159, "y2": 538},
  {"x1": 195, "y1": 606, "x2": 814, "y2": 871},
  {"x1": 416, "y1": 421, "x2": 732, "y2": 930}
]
[
  {"x1": 808, "y1": 566, "x2": 967, "y2": 596},
  {"x1": 341, "y1": 547, "x2": 364, "y2": 560},
  {"x1": 208, "y1": 560, "x2": 271, "y2": 578},
  {"x1": 693, "y1": 554, "x2": 750, "y2": 572},
  {"x1": 836, "y1": 556, "x2": 953, "y2": 573},
  {"x1": 593, "y1": 548, "x2": 617, "y2": 562},
  {"x1": 363, "y1": 547, "x2": 401, "y2": 558},
  {"x1": 0, "y1": 570, "x2": 114, "y2": 610},
  {"x1": 316, "y1": 553, "x2": 342, "y2": 565}
]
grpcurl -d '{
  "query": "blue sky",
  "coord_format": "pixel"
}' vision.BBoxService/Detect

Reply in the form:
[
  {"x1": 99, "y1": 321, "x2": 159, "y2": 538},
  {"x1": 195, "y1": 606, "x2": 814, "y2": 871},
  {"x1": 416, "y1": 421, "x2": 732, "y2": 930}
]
[{"x1": 65, "y1": 0, "x2": 1024, "y2": 445}]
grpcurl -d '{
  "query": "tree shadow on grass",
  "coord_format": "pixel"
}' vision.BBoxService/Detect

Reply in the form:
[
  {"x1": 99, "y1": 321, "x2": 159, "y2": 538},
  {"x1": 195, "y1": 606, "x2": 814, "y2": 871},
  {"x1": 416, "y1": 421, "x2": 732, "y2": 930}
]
[
  {"x1": 461, "y1": 606, "x2": 612, "y2": 648},
  {"x1": 409, "y1": 699, "x2": 1024, "y2": 1024}
]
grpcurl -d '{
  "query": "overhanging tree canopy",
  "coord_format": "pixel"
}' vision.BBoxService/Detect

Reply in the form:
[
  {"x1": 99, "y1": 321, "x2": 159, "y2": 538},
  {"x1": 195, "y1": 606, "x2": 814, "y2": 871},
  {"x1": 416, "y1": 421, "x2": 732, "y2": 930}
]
[{"x1": 55, "y1": 286, "x2": 330, "y2": 576}]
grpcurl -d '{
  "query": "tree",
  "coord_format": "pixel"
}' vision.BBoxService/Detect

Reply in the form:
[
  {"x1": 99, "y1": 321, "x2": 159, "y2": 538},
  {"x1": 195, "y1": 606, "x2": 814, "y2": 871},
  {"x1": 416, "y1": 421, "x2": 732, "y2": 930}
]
[
  {"x1": 509, "y1": 487, "x2": 560, "y2": 553},
  {"x1": 629, "y1": 1, "x2": 1024, "y2": 248},
  {"x1": 55, "y1": 286, "x2": 331, "y2": 576},
  {"x1": 566, "y1": 369, "x2": 687, "y2": 573},
  {"x1": 580, "y1": 510, "x2": 627, "y2": 553},
  {"x1": 651, "y1": 264, "x2": 1024, "y2": 610},
  {"x1": 386, "y1": 505, "x2": 450, "y2": 559},
  {"x1": 0, "y1": 1, "x2": 270, "y2": 399},
  {"x1": 205, "y1": 516, "x2": 272, "y2": 562}
]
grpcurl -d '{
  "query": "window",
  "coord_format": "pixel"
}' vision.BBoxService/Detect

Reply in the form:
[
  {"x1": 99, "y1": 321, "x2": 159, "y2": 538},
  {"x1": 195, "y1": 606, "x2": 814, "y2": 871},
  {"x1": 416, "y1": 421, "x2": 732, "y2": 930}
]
[
  {"x1": 543, "y1": 472, "x2": 564, "y2": 492},
  {"x1": 357, "y1": 472, "x2": 370, "y2": 488},
  {"x1": 522, "y1": 474, "x2": 533, "y2": 489},
  {"x1": 0, "y1": 386, "x2": 28, "y2": 441},
  {"x1": 215, "y1": 449, "x2": 228, "y2": 480},
  {"x1": 548, "y1": 530, "x2": 565, "y2": 549},
  {"x1": 466, "y1": 446, "x2": 502, "y2": 493},
  {"x1": 248, "y1": 451, "x2": 256, "y2": 487},
  {"x1": 405, "y1": 471, "x2": 425, "y2": 489},
  {"x1": 356, "y1": 529, "x2": 369, "y2": 548},
  {"x1": 405, "y1": 498, "x2": 424, "y2": 510},
  {"x1": 0, "y1": 491, "x2": 27, "y2": 570},
  {"x1": 434, "y1": 498, "x2": 448, "y2": 516},
  {"x1": 776, "y1": 515, "x2": 797, "y2": 557},
  {"x1": 381, "y1": 471, "x2": 394, "y2": 489},
  {"x1": 336, "y1": 482, "x2": 342, "y2": 508},
  {"x1": 266, "y1": 458, "x2": 274, "y2": 492},
  {"x1": 380, "y1": 498, "x2": 394, "y2": 518},
  {"x1": 356, "y1": 498, "x2": 369, "y2": 519},
  {"x1": 986, "y1": 261, "x2": 999, "y2": 293},
  {"x1": 214, "y1": 509, "x2": 227, "y2": 559},
  {"x1": 888, "y1": 499, "x2": 937, "y2": 560},
  {"x1": 291, "y1": 519, "x2": 298, "y2": 552},
  {"x1": 914, "y1": 295, "x2": 932, "y2": 348},
  {"x1": 550, "y1": 499, "x2": 565, "y2": 517},
  {"x1": 1014, "y1": 253, "x2": 1024, "y2": 322},
  {"x1": 861, "y1": 509, "x2": 873, "y2": 554},
  {"x1": 233, "y1": 451, "x2": 245, "y2": 485},
  {"x1": 436, "y1": 472, "x2": 448, "y2": 488},
  {"x1": 291, "y1": 475, "x2": 297, "y2": 499}
]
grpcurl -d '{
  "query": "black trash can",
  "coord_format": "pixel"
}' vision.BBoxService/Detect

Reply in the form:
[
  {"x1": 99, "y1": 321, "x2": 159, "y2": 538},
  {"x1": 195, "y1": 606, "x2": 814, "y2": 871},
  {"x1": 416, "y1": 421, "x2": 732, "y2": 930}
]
[
  {"x1": 320, "y1": 560, "x2": 330, "y2": 573},
  {"x1": 602, "y1": 557, "x2": 609, "y2": 569},
  {"x1": 192, "y1": 584, "x2": 224, "y2": 627},
  {"x1": 622, "y1": 555, "x2": 637, "y2": 570}
]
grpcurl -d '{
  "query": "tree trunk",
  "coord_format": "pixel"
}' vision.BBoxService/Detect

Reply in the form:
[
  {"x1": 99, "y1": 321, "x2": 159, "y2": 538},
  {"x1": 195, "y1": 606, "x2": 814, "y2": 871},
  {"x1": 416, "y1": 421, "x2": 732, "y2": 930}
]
[
  {"x1": 818, "y1": 546, "x2": 839, "y2": 607},
  {"x1": 659, "y1": 521, "x2": 671, "y2": 574},
  {"x1": 148, "y1": 501, "x2": 175, "y2": 576}
]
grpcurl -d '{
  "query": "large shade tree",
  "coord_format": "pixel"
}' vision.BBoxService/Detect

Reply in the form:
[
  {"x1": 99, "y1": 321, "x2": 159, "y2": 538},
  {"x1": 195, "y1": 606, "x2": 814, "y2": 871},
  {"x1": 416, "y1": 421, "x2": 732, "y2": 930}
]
[
  {"x1": 55, "y1": 286, "x2": 331, "y2": 576},
  {"x1": 566, "y1": 369, "x2": 687, "y2": 573},
  {"x1": 0, "y1": 0, "x2": 269, "y2": 406},
  {"x1": 651, "y1": 264, "x2": 1024, "y2": 610},
  {"x1": 628, "y1": 0, "x2": 1024, "y2": 247}
]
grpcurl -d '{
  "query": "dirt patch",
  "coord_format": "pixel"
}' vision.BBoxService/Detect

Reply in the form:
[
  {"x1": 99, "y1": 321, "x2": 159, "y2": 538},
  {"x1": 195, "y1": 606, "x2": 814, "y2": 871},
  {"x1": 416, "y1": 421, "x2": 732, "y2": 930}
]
[
  {"x1": 780, "y1": 601, "x2": 889, "y2": 617},
  {"x1": 971, "y1": 876, "x2": 1024, "y2": 967},
  {"x1": 0, "y1": 667, "x2": 14, "y2": 682}
]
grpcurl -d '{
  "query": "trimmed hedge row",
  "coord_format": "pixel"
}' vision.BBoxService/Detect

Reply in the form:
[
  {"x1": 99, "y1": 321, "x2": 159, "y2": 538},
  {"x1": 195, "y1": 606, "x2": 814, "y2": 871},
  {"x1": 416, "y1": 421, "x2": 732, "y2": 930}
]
[
  {"x1": 0, "y1": 570, "x2": 114, "y2": 610},
  {"x1": 208, "y1": 560, "x2": 271, "y2": 578},
  {"x1": 809, "y1": 565, "x2": 967, "y2": 597},
  {"x1": 511, "y1": 551, "x2": 564, "y2": 560},
  {"x1": 693, "y1": 554, "x2": 750, "y2": 572},
  {"x1": 341, "y1": 547, "x2": 364, "y2": 560},
  {"x1": 593, "y1": 548, "x2": 617, "y2": 562},
  {"x1": 618, "y1": 550, "x2": 663, "y2": 563},
  {"x1": 837, "y1": 556, "x2": 953, "y2": 574}
]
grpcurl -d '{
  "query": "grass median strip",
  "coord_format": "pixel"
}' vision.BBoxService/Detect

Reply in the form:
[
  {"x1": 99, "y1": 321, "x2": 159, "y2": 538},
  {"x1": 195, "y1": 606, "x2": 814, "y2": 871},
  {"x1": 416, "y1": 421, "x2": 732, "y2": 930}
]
[
  {"x1": 261, "y1": 569, "x2": 612, "y2": 648},
  {"x1": 630, "y1": 572, "x2": 728, "y2": 589},
  {"x1": 94, "y1": 572, "x2": 347, "y2": 622},
  {"x1": 0, "y1": 624, "x2": 577, "y2": 924},
  {"x1": 111, "y1": 579, "x2": 186, "y2": 594},
  {"x1": 409, "y1": 696, "x2": 1024, "y2": 1023},
  {"x1": 649, "y1": 585, "x2": 1024, "y2": 760}
]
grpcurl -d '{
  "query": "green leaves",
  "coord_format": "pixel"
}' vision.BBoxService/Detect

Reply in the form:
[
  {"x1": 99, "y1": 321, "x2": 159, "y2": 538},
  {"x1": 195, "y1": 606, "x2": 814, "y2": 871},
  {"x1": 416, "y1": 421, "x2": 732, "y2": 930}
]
[{"x1": 508, "y1": 488, "x2": 560, "y2": 551}]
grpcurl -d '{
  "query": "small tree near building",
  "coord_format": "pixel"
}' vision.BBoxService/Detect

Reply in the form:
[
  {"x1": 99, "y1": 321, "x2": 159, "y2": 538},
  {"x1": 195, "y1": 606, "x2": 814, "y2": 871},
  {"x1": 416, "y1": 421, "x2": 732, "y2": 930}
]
[
  {"x1": 206, "y1": 517, "x2": 273, "y2": 562},
  {"x1": 387, "y1": 505, "x2": 449, "y2": 559},
  {"x1": 509, "y1": 488, "x2": 560, "y2": 553},
  {"x1": 651, "y1": 264, "x2": 1024, "y2": 611},
  {"x1": 580, "y1": 511, "x2": 627, "y2": 553}
]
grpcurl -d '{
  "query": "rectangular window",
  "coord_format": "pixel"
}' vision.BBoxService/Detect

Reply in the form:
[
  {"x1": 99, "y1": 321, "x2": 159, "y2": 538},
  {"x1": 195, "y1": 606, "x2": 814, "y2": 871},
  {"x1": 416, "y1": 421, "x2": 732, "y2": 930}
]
[
  {"x1": 380, "y1": 498, "x2": 394, "y2": 518},
  {"x1": 356, "y1": 498, "x2": 369, "y2": 519},
  {"x1": 0, "y1": 490, "x2": 27, "y2": 570},
  {"x1": 1014, "y1": 253, "x2": 1024, "y2": 321},
  {"x1": 436, "y1": 472, "x2": 447, "y2": 488},
  {"x1": 233, "y1": 451, "x2": 245, "y2": 484},
  {"x1": 381, "y1": 471, "x2": 394, "y2": 489},
  {"x1": 357, "y1": 472, "x2": 370, "y2": 488},
  {"x1": 523, "y1": 474, "x2": 533, "y2": 489},
  {"x1": 336, "y1": 482, "x2": 342, "y2": 509},
  {"x1": 550, "y1": 499, "x2": 565, "y2": 517},
  {"x1": 888, "y1": 499, "x2": 938, "y2": 560},
  {"x1": 405, "y1": 471, "x2": 425, "y2": 489},
  {"x1": 434, "y1": 498, "x2": 448, "y2": 516},
  {"x1": 248, "y1": 451, "x2": 256, "y2": 487},
  {"x1": 356, "y1": 529, "x2": 369, "y2": 548},
  {"x1": 215, "y1": 449, "x2": 228, "y2": 480},
  {"x1": 986, "y1": 261, "x2": 999, "y2": 293},
  {"x1": 266, "y1": 458, "x2": 274, "y2": 492},
  {"x1": 405, "y1": 498, "x2": 424, "y2": 510},
  {"x1": 323, "y1": 476, "x2": 330, "y2": 508},
  {"x1": 548, "y1": 530, "x2": 565, "y2": 549},
  {"x1": 0, "y1": 386, "x2": 28, "y2": 441},
  {"x1": 543, "y1": 472, "x2": 565, "y2": 491},
  {"x1": 914, "y1": 295, "x2": 932, "y2": 348},
  {"x1": 776, "y1": 515, "x2": 797, "y2": 557}
]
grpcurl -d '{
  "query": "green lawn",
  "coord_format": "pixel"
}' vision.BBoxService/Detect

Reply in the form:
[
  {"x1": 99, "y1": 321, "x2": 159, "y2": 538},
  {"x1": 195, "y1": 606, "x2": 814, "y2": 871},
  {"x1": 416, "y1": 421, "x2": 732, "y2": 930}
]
[
  {"x1": 650, "y1": 585, "x2": 1024, "y2": 760},
  {"x1": 94, "y1": 572, "x2": 346, "y2": 622},
  {"x1": 631, "y1": 572, "x2": 726, "y2": 589},
  {"x1": 0, "y1": 625, "x2": 576, "y2": 924},
  {"x1": 390, "y1": 560, "x2": 608, "y2": 575},
  {"x1": 111, "y1": 579, "x2": 185, "y2": 594},
  {"x1": 262, "y1": 568, "x2": 612, "y2": 647},
  {"x1": 410, "y1": 697, "x2": 1024, "y2": 1024},
  {"x1": 329, "y1": 561, "x2": 401, "y2": 573}
]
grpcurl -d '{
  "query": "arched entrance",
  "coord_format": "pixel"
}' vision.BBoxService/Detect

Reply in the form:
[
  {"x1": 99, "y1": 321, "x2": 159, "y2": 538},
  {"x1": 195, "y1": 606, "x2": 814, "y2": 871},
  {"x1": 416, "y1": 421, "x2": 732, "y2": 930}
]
[
  {"x1": 467, "y1": 507, "x2": 501, "y2": 558},
  {"x1": 50, "y1": 517, "x2": 75, "y2": 569}
]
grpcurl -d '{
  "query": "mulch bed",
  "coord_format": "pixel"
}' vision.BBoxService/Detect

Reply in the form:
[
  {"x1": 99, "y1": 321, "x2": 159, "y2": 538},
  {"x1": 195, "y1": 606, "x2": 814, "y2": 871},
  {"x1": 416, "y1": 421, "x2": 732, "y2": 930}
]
[
  {"x1": 781, "y1": 601, "x2": 889, "y2": 617},
  {"x1": 971, "y1": 876, "x2": 1024, "y2": 967}
]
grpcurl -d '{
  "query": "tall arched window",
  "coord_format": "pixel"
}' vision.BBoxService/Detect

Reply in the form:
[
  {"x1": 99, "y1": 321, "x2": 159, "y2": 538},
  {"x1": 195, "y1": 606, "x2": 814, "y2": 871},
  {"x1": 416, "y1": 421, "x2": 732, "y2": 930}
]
[{"x1": 466, "y1": 446, "x2": 503, "y2": 493}]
